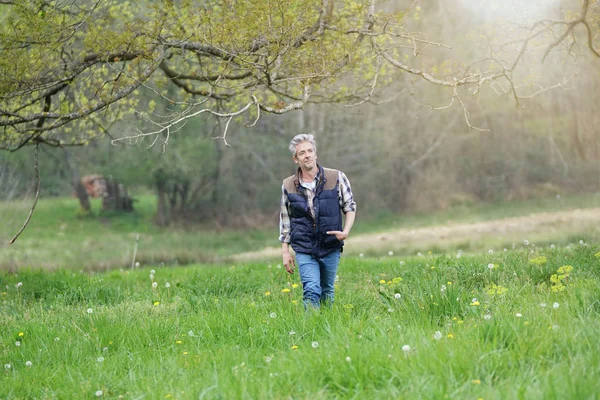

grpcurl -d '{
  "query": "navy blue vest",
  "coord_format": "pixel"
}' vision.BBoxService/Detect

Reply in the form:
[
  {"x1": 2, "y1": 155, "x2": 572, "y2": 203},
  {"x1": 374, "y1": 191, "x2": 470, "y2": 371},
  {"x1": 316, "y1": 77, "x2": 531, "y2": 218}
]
[{"x1": 283, "y1": 165, "x2": 343, "y2": 258}]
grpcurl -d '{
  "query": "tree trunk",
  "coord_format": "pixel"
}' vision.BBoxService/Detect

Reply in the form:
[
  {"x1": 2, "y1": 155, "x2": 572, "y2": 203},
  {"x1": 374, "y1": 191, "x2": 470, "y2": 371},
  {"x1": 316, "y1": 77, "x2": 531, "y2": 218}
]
[{"x1": 63, "y1": 149, "x2": 90, "y2": 212}]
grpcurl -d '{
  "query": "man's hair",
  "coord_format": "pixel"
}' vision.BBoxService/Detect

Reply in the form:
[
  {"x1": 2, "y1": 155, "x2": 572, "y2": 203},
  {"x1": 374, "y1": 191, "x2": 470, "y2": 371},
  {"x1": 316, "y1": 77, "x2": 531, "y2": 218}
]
[{"x1": 289, "y1": 133, "x2": 317, "y2": 157}]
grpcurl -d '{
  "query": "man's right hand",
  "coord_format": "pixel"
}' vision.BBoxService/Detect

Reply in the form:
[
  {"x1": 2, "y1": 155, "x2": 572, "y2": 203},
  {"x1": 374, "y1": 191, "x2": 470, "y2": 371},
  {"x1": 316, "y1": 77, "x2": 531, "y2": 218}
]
[{"x1": 282, "y1": 252, "x2": 295, "y2": 274}]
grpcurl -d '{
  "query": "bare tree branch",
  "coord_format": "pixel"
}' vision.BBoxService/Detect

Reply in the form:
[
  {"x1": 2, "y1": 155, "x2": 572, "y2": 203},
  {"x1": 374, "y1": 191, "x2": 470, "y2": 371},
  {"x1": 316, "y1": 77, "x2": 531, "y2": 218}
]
[{"x1": 9, "y1": 143, "x2": 40, "y2": 244}]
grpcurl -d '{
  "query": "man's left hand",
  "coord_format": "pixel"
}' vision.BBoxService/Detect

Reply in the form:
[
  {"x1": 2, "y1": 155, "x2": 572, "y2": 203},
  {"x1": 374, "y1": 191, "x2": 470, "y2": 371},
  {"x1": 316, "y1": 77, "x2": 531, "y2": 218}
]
[{"x1": 326, "y1": 231, "x2": 348, "y2": 241}]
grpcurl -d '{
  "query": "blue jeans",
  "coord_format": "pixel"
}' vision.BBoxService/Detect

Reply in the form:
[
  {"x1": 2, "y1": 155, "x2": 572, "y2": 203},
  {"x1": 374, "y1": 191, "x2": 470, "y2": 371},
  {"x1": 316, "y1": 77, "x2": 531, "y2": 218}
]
[{"x1": 296, "y1": 250, "x2": 341, "y2": 308}]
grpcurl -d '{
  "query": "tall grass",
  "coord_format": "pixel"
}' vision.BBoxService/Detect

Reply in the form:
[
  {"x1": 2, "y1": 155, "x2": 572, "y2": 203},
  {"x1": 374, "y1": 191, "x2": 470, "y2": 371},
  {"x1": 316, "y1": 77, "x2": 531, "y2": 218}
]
[{"x1": 2, "y1": 243, "x2": 600, "y2": 398}]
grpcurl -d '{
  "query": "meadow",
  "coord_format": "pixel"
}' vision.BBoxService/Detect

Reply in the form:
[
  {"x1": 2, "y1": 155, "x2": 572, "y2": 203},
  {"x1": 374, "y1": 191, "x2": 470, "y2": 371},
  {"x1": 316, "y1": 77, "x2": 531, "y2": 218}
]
[
  {"x1": 2, "y1": 193, "x2": 600, "y2": 270},
  {"x1": 2, "y1": 243, "x2": 600, "y2": 399},
  {"x1": 2, "y1": 194, "x2": 600, "y2": 398}
]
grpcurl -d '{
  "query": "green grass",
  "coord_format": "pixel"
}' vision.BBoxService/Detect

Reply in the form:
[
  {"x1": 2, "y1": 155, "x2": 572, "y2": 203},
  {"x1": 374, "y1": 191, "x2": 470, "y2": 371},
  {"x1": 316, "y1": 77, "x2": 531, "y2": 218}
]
[
  {"x1": 2, "y1": 245, "x2": 600, "y2": 398},
  {"x1": 1, "y1": 192, "x2": 599, "y2": 269}
]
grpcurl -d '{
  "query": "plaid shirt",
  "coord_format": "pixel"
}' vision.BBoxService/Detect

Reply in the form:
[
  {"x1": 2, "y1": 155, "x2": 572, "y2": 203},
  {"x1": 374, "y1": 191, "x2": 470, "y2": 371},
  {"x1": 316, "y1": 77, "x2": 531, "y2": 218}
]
[{"x1": 279, "y1": 169, "x2": 356, "y2": 243}]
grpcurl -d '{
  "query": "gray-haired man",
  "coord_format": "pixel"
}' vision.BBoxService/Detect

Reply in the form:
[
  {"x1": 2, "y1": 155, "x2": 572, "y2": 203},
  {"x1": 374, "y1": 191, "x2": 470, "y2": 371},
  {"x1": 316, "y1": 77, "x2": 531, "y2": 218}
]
[{"x1": 279, "y1": 133, "x2": 356, "y2": 308}]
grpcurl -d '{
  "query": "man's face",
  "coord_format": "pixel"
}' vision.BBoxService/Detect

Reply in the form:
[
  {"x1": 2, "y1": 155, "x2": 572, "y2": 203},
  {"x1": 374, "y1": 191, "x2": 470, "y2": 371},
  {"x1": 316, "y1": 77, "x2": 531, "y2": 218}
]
[{"x1": 293, "y1": 141, "x2": 317, "y2": 170}]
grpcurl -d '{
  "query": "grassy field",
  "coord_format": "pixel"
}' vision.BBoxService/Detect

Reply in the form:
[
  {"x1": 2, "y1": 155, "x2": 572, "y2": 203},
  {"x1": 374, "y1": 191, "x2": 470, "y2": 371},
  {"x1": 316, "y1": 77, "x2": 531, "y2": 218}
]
[
  {"x1": 1, "y1": 193, "x2": 600, "y2": 270},
  {"x1": 2, "y1": 244, "x2": 600, "y2": 398}
]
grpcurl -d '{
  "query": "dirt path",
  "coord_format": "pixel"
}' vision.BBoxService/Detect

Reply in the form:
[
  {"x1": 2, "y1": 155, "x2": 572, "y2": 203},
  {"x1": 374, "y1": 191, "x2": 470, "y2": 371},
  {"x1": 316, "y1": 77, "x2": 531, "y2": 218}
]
[{"x1": 233, "y1": 207, "x2": 600, "y2": 261}]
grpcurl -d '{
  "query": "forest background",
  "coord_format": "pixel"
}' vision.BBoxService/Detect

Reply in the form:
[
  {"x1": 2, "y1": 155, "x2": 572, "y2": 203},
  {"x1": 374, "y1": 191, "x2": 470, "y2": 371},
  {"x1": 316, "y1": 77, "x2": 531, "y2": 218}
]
[{"x1": 1, "y1": 0, "x2": 599, "y2": 251}]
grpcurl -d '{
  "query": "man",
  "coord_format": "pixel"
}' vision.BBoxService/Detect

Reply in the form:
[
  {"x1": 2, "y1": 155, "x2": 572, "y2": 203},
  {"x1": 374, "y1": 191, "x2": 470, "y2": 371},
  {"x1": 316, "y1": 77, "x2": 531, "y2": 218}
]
[{"x1": 279, "y1": 133, "x2": 356, "y2": 308}]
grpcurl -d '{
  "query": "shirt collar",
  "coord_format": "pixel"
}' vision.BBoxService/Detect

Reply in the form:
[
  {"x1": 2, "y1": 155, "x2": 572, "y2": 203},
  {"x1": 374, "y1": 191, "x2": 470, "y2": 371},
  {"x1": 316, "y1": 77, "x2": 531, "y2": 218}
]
[{"x1": 293, "y1": 164, "x2": 322, "y2": 187}]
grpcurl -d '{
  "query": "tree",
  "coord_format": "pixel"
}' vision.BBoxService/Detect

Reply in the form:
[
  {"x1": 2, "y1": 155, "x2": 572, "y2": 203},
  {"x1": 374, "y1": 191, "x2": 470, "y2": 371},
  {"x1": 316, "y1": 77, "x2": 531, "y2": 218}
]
[{"x1": 1, "y1": 0, "x2": 599, "y2": 241}]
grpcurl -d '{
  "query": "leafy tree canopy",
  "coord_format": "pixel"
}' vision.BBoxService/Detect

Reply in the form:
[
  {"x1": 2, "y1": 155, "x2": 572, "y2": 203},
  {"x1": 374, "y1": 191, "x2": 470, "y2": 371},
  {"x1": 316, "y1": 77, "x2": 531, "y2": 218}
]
[{"x1": 0, "y1": 0, "x2": 598, "y2": 151}]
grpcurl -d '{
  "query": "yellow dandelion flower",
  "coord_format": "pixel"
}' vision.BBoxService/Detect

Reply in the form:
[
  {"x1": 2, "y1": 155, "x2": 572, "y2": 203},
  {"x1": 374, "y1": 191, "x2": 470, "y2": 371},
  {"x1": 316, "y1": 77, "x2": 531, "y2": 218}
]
[
  {"x1": 529, "y1": 256, "x2": 547, "y2": 266},
  {"x1": 379, "y1": 279, "x2": 386, "y2": 284},
  {"x1": 18, "y1": 332, "x2": 24, "y2": 337},
  {"x1": 291, "y1": 345, "x2": 298, "y2": 350},
  {"x1": 292, "y1": 300, "x2": 298, "y2": 305},
  {"x1": 457, "y1": 320, "x2": 464, "y2": 324},
  {"x1": 447, "y1": 333, "x2": 455, "y2": 339},
  {"x1": 471, "y1": 301, "x2": 480, "y2": 306},
  {"x1": 264, "y1": 292, "x2": 271, "y2": 296},
  {"x1": 176, "y1": 340, "x2": 182, "y2": 344},
  {"x1": 292, "y1": 284, "x2": 299, "y2": 289},
  {"x1": 472, "y1": 379, "x2": 481, "y2": 384},
  {"x1": 557, "y1": 265, "x2": 573, "y2": 275},
  {"x1": 594, "y1": 251, "x2": 600, "y2": 259},
  {"x1": 447, "y1": 281, "x2": 453, "y2": 285},
  {"x1": 1, "y1": 292, "x2": 6, "y2": 296},
  {"x1": 281, "y1": 288, "x2": 290, "y2": 293},
  {"x1": 183, "y1": 352, "x2": 188, "y2": 355},
  {"x1": 153, "y1": 301, "x2": 160, "y2": 306},
  {"x1": 431, "y1": 266, "x2": 435, "y2": 270}
]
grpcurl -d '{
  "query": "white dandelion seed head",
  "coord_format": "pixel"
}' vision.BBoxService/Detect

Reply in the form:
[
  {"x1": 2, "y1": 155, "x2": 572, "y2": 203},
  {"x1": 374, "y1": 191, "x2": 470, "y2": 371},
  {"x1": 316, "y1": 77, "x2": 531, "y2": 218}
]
[
  {"x1": 488, "y1": 249, "x2": 493, "y2": 254},
  {"x1": 311, "y1": 341, "x2": 319, "y2": 348},
  {"x1": 102, "y1": 347, "x2": 108, "y2": 352},
  {"x1": 269, "y1": 312, "x2": 277, "y2": 318},
  {"x1": 524, "y1": 240, "x2": 529, "y2": 246},
  {"x1": 54, "y1": 337, "x2": 60, "y2": 342},
  {"x1": 4, "y1": 364, "x2": 11, "y2": 370},
  {"x1": 276, "y1": 264, "x2": 282, "y2": 269},
  {"x1": 579, "y1": 240, "x2": 584, "y2": 245},
  {"x1": 553, "y1": 302, "x2": 560, "y2": 309},
  {"x1": 488, "y1": 263, "x2": 494, "y2": 269},
  {"x1": 471, "y1": 298, "x2": 478, "y2": 303},
  {"x1": 440, "y1": 285, "x2": 447, "y2": 293},
  {"x1": 417, "y1": 252, "x2": 422, "y2": 257},
  {"x1": 357, "y1": 334, "x2": 363, "y2": 339},
  {"x1": 550, "y1": 244, "x2": 556, "y2": 249},
  {"x1": 188, "y1": 330, "x2": 194, "y2": 337},
  {"x1": 149, "y1": 274, "x2": 154, "y2": 280},
  {"x1": 96, "y1": 356, "x2": 104, "y2": 363},
  {"x1": 25, "y1": 361, "x2": 32, "y2": 367},
  {"x1": 134, "y1": 262, "x2": 140, "y2": 267},
  {"x1": 540, "y1": 303, "x2": 547, "y2": 307},
  {"x1": 388, "y1": 251, "x2": 394, "y2": 256},
  {"x1": 151, "y1": 282, "x2": 158, "y2": 289},
  {"x1": 402, "y1": 345, "x2": 411, "y2": 352},
  {"x1": 433, "y1": 331, "x2": 442, "y2": 340},
  {"x1": 165, "y1": 282, "x2": 171, "y2": 288},
  {"x1": 95, "y1": 390, "x2": 103, "y2": 397},
  {"x1": 264, "y1": 356, "x2": 272, "y2": 363},
  {"x1": 394, "y1": 293, "x2": 401, "y2": 299},
  {"x1": 345, "y1": 356, "x2": 351, "y2": 362},
  {"x1": 359, "y1": 253, "x2": 364, "y2": 258},
  {"x1": 150, "y1": 269, "x2": 156, "y2": 274},
  {"x1": 289, "y1": 330, "x2": 296, "y2": 335},
  {"x1": 512, "y1": 243, "x2": 516, "y2": 249},
  {"x1": 504, "y1": 248, "x2": 508, "y2": 252},
  {"x1": 15, "y1": 341, "x2": 21, "y2": 347},
  {"x1": 399, "y1": 261, "x2": 405, "y2": 265},
  {"x1": 387, "y1": 308, "x2": 394, "y2": 313},
  {"x1": 484, "y1": 314, "x2": 492, "y2": 320},
  {"x1": 86, "y1": 308, "x2": 93, "y2": 314},
  {"x1": 515, "y1": 313, "x2": 523, "y2": 318}
]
